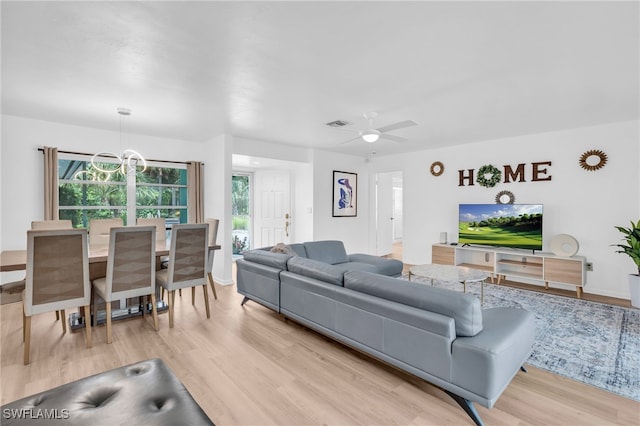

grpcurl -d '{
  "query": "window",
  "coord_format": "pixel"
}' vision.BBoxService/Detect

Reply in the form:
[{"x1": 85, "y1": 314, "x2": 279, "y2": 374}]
[
  {"x1": 232, "y1": 173, "x2": 251, "y2": 254},
  {"x1": 58, "y1": 154, "x2": 188, "y2": 228}
]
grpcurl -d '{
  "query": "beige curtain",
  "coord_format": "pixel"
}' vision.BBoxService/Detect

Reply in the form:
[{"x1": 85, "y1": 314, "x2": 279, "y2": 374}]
[
  {"x1": 187, "y1": 161, "x2": 204, "y2": 223},
  {"x1": 43, "y1": 146, "x2": 59, "y2": 220}
]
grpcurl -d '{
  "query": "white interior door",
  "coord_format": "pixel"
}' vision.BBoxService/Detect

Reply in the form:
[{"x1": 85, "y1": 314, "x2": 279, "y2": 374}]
[
  {"x1": 375, "y1": 172, "x2": 393, "y2": 256},
  {"x1": 392, "y1": 186, "x2": 403, "y2": 240},
  {"x1": 253, "y1": 169, "x2": 291, "y2": 248}
]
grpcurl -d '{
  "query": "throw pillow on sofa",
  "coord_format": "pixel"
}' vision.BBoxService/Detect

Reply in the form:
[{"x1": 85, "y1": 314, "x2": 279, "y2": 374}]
[{"x1": 270, "y1": 243, "x2": 296, "y2": 255}]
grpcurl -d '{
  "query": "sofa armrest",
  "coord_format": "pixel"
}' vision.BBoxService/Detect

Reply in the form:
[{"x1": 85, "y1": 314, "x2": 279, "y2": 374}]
[
  {"x1": 236, "y1": 258, "x2": 282, "y2": 311},
  {"x1": 451, "y1": 307, "x2": 535, "y2": 407}
]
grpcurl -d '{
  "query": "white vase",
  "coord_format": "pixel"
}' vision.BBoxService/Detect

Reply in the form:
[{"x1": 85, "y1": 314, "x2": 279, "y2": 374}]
[{"x1": 630, "y1": 274, "x2": 640, "y2": 308}]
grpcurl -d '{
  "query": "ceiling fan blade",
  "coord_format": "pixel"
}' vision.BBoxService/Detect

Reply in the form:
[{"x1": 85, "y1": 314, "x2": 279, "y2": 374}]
[
  {"x1": 339, "y1": 135, "x2": 363, "y2": 145},
  {"x1": 376, "y1": 120, "x2": 417, "y2": 134},
  {"x1": 379, "y1": 133, "x2": 407, "y2": 143}
]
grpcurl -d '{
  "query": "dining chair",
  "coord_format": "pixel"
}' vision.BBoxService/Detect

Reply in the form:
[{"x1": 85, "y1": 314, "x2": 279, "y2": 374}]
[
  {"x1": 89, "y1": 218, "x2": 124, "y2": 251},
  {"x1": 205, "y1": 218, "x2": 220, "y2": 300},
  {"x1": 156, "y1": 223, "x2": 210, "y2": 328},
  {"x1": 31, "y1": 219, "x2": 73, "y2": 230},
  {"x1": 23, "y1": 229, "x2": 92, "y2": 364},
  {"x1": 137, "y1": 217, "x2": 167, "y2": 244},
  {"x1": 31, "y1": 220, "x2": 74, "y2": 322},
  {"x1": 189, "y1": 218, "x2": 220, "y2": 303},
  {"x1": 91, "y1": 226, "x2": 158, "y2": 343},
  {"x1": 138, "y1": 217, "x2": 169, "y2": 271}
]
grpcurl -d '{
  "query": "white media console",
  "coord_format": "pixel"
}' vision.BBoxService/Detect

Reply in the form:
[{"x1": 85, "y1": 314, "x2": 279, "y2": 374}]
[{"x1": 432, "y1": 243, "x2": 587, "y2": 298}]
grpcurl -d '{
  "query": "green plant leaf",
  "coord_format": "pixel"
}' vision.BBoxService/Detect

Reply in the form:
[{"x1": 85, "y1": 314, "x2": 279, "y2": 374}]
[{"x1": 614, "y1": 219, "x2": 640, "y2": 274}]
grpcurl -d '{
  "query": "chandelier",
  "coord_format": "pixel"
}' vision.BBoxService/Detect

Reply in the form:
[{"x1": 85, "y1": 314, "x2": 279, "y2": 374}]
[{"x1": 75, "y1": 108, "x2": 147, "y2": 181}]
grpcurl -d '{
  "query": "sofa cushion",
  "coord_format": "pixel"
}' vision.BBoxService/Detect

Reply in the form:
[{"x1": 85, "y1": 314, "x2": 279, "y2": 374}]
[
  {"x1": 287, "y1": 243, "x2": 308, "y2": 257},
  {"x1": 332, "y1": 262, "x2": 378, "y2": 274},
  {"x1": 344, "y1": 271, "x2": 483, "y2": 337},
  {"x1": 242, "y1": 249, "x2": 292, "y2": 270},
  {"x1": 348, "y1": 254, "x2": 403, "y2": 276},
  {"x1": 287, "y1": 256, "x2": 345, "y2": 286},
  {"x1": 303, "y1": 240, "x2": 349, "y2": 265}
]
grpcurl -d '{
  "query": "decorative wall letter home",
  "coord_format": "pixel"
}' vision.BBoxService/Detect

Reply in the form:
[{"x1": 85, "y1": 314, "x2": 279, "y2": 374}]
[
  {"x1": 531, "y1": 161, "x2": 553, "y2": 181},
  {"x1": 503, "y1": 163, "x2": 526, "y2": 183},
  {"x1": 332, "y1": 171, "x2": 357, "y2": 217},
  {"x1": 458, "y1": 169, "x2": 475, "y2": 186},
  {"x1": 458, "y1": 161, "x2": 553, "y2": 186},
  {"x1": 476, "y1": 164, "x2": 502, "y2": 188}
]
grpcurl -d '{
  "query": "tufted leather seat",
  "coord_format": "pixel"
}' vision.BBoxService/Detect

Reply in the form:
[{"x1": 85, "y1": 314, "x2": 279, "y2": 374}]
[{"x1": 0, "y1": 359, "x2": 214, "y2": 425}]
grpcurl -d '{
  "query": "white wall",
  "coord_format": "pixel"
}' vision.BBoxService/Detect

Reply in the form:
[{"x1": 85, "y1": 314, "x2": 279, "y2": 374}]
[
  {"x1": 368, "y1": 120, "x2": 639, "y2": 299},
  {"x1": 205, "y1": 134, "x2": 233, "y2": 285},
  {"x1": 292, "y1": 162, "x2": 314, "y2": 243},
  {"x1": 311, "y1": 149, "x2": 371, "y2": 254}
]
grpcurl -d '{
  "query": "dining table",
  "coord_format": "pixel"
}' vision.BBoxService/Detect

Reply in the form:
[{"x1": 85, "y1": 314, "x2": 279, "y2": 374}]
[{"x1": 1, "y1": 242, "x2": 221, "y2": 330}]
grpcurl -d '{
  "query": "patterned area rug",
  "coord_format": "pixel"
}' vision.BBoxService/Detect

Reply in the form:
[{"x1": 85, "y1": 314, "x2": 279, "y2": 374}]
[{"x1": 406, "y1": 276, "x2": 640, "y2": 401}]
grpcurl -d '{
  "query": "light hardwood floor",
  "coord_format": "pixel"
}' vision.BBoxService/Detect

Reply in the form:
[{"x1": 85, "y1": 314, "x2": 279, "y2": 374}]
[{"x1": 1, "y1": 270, "x2": 638, "y2": 425}]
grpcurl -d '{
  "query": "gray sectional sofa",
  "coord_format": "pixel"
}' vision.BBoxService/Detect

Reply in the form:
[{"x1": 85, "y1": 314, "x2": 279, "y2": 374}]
[
  {"x1": 236, "y1": 240, "x2": 403, "y2": 311},
  {"x1": 236, "y1": 240, "x2": 535, "y2": 426}
]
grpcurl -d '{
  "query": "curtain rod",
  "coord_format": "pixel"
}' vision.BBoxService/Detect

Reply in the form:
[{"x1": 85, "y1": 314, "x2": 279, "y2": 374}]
[{"x1": 37, "y1": 147, "x2": 201, "y2": 166}]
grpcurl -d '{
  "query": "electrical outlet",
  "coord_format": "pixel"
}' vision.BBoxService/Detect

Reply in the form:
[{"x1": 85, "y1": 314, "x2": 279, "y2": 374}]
[{"x1": 586, "y1": 262, "x2": 593, "y2": 272}]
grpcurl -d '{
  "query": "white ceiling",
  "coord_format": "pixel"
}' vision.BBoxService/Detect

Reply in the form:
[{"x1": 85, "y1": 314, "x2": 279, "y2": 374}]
[{"x1": 2, "y1": 1, "x2": 638, "y2": 157}]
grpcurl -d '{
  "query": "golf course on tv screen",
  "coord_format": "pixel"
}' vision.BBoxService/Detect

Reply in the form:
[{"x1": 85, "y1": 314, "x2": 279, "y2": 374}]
[{"x1": 458, "y1": 204, "x2": 543, "y2": 250}]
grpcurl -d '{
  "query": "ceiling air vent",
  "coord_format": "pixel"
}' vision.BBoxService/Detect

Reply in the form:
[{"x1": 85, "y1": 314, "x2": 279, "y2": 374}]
[{"x1": 325, "y1": 120, "x2": 350, "y2": 127}]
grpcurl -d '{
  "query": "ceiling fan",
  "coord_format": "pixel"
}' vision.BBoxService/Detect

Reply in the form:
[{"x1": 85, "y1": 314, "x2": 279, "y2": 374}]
[{"x1": 339, "y1": 112, "x2": 417, "y2": 144}]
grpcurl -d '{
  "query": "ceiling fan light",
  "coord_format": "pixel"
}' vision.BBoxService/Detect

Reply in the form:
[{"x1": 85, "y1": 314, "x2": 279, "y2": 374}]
[{"x1": 362, "y1": 130, "x2": 380, "y2": 143}]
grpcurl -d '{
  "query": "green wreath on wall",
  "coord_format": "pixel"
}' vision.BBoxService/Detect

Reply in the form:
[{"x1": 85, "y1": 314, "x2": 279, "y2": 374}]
[{"x1": 476, "y1": 164, "x2": 502, "y2": 188}]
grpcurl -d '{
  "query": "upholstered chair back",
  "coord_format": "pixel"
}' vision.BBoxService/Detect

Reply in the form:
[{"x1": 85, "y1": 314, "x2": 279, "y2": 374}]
[
  {"x1": 205, "y1": 218, "x2": 219, "y2": 272},
  {"x1": 163, "y1": 223, "x2": 208, "y2": 290},
  {"x1": 89, "y1": 218, "x2": 124, "y2": 250},
  {"x1": 107, "y1": 226, "x2": 156, "y2": 295},
  {"x1": 137, "y1": 217, "x2": 167, "y2": 244},
  {"x1": 31, "y1": 219, "x2": 73, "y2": 230},
  {"x1": 25, "y1": 229, "x2": 90, "y2": 316}
]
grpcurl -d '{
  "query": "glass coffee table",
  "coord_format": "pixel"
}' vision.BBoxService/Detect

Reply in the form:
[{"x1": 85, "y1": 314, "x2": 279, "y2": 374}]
[{"x1": 408, "y1": 264, "x2": 489, "y2": 304}]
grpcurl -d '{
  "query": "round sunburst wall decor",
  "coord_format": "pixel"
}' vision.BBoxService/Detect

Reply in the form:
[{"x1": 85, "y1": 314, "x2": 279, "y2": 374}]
[
  {"x1": 430, "y1": 161, "x2": 444, "y2": 176},
  {"x1": 495, "y1": 190, "x2": 515, "y2": 204},
  {"x1": 579, "y1": 149, "x2": 608, "y2": 171}
]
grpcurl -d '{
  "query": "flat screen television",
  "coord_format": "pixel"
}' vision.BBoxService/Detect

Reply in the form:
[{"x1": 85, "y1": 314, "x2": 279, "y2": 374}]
[{"x1": 458, "y1": 204, "x2": 543, "y2": 251}]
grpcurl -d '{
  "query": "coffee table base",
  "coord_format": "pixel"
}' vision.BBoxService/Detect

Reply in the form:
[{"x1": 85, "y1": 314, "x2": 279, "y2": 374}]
[{"x1": 408, "y1": 264, "x2": 489, "y2": 305}]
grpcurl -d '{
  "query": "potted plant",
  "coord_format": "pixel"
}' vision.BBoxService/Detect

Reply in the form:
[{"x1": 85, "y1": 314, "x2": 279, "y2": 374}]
[{"x1": 613, "y1": 219, "x2": 640, "y2": 307}]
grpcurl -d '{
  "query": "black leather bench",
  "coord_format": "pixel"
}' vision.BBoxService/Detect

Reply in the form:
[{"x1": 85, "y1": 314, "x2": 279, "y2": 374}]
[{"x1": 1, "y1": 358, "x2": 214, "y2": 425}]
